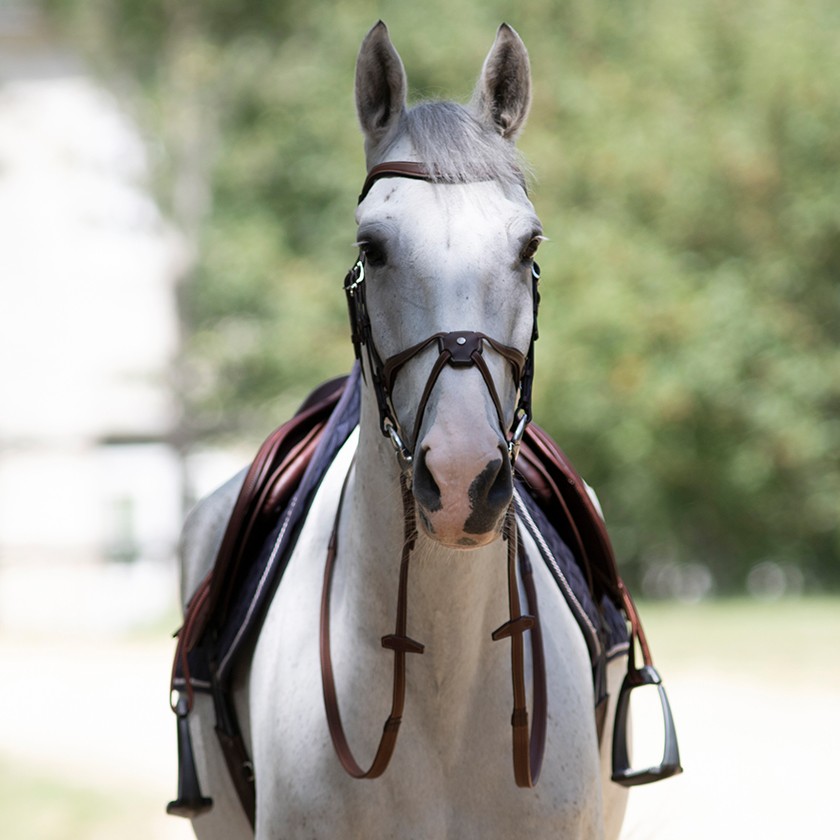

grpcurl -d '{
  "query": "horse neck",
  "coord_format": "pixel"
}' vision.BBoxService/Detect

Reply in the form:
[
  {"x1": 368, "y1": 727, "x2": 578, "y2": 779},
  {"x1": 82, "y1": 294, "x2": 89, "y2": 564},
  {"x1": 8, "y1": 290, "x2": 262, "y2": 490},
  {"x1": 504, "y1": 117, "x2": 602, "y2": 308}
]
[{"x1": 339, "y1": 387, "x2": 511, "y2": 679}]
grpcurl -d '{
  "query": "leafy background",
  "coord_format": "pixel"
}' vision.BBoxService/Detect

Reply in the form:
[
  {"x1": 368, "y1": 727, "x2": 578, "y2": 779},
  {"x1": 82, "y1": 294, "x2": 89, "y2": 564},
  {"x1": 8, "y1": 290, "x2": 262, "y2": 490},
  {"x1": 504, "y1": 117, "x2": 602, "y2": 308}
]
[{"x1": 47, "y1": 0, "x2": 840, "y2": 594}]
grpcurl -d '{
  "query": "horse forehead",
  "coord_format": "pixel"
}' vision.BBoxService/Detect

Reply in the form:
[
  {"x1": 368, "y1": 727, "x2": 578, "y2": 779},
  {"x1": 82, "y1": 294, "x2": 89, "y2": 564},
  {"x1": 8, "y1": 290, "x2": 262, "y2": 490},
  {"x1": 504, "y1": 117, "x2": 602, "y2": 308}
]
[{"x1": 359, "y1": 180, "x2": 538, "y2": 248}]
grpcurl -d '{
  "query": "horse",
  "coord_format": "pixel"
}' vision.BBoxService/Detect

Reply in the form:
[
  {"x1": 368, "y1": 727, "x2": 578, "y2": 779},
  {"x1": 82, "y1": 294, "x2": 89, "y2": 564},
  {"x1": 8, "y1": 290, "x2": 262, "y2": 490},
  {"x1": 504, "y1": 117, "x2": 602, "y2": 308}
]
[{"x1": 177, "y1": 22, "x2": 632, "y2": 840}]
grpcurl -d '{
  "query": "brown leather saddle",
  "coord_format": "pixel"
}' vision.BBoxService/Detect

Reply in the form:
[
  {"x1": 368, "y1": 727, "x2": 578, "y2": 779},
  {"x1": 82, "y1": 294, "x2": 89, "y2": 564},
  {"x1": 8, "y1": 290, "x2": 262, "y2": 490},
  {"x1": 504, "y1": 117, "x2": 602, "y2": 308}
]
[{"x1": 167, "y1": 372, "x2": 681, "y2": 827}]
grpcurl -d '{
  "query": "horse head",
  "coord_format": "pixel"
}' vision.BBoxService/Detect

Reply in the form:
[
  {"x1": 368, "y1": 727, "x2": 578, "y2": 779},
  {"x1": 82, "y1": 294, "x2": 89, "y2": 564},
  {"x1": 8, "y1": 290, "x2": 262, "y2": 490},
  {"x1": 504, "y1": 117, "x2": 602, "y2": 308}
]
[{"x1": 351, "y1": 22, "x2": 543, "y2": 548}]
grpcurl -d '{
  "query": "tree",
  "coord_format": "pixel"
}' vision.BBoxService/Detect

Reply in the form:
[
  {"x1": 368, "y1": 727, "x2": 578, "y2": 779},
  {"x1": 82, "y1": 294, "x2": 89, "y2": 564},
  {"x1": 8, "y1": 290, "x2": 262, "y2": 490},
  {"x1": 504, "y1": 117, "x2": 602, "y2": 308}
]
[{"x1": 47, "y1": 0, "x2": 840, "y2": 591}]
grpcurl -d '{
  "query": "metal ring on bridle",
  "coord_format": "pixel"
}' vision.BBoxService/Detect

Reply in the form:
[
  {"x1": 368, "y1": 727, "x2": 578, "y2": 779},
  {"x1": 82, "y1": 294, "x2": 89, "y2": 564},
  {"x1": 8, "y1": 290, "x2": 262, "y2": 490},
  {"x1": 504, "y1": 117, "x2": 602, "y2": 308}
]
[
  {"x1": 346, "y1": 259, "x2": 365, "y2": 292},
  {"x1": 384, "y1": 420, "x2": 413, "y2": 471},
  {"x1": 508, "y1": 411, "x2": 529, "y2": 462}
]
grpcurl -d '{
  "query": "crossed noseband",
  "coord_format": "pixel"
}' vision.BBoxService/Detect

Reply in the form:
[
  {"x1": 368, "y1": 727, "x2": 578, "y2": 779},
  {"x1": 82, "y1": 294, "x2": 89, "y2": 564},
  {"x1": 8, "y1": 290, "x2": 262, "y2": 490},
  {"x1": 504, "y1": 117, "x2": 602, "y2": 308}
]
[
  {"x1": 346, "y1": 258, "x2": 539, "y2": 470},
  {"x1": 383, "y1": 330, "x2": 526, "y2": 452},
  {"x1": 345, "y1": 162, "x2": 540, "y2": 471}
]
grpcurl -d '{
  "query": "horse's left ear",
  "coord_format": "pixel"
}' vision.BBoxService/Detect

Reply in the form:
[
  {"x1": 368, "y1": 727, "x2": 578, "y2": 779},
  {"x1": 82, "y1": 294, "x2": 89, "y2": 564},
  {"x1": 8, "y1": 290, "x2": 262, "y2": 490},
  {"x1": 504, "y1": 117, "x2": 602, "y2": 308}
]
[{"x1": 472, "y1": 24, "x2": 532, "y2": 141}]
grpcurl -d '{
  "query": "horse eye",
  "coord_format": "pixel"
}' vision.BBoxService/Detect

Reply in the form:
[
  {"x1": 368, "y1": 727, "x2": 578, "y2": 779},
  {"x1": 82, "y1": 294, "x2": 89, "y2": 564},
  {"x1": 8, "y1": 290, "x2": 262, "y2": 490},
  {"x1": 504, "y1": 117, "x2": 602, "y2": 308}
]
[
  {"x1": 359, "y1": 241, "x2": 387, "y2": 268},
  {"x1": 521, "y1": 236, "x2": 543, "y2": 263}
]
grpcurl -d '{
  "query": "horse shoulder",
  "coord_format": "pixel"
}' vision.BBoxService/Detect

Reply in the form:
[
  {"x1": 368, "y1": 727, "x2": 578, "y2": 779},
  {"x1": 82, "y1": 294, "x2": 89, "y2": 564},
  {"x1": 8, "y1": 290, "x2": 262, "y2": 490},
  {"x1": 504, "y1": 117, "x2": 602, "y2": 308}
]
[{"x1": 176, "y1": 469, "x2": 259, "y2": 840}]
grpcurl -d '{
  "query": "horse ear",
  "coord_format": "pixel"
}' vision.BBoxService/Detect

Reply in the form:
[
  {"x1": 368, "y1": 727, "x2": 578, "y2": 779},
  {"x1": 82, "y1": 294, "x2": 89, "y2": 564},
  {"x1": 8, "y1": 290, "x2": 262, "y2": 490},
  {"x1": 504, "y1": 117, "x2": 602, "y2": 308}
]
[
  {"x1": 355, "y1": 21, "x2": 408, "y2": 150},
  {"x1": 472, "y1": 23, "x2": 531, "y2": 141}
]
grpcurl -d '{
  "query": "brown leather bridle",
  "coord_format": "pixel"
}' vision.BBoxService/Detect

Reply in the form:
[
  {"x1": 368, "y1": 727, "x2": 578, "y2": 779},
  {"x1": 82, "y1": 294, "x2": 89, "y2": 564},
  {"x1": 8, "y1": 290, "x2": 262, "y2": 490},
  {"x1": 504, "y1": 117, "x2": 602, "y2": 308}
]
[
  {"x1": 344, "y1": 161, "x2": 540, "y2": 470},
  {"x1": 320, "y1": 162, "x2": 547, "y2": 788}
]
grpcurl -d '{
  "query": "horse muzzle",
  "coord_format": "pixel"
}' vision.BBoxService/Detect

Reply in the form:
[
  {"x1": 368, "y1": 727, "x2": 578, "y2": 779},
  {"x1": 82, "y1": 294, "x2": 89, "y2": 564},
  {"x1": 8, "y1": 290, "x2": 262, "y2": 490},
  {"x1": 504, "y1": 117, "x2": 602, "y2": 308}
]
[
  {"x1": 375, "y1": 329, "x2": 524, "y2": 548},
  {"x1": 412, "y1": 397, "x2": 514, "y2": 548}
]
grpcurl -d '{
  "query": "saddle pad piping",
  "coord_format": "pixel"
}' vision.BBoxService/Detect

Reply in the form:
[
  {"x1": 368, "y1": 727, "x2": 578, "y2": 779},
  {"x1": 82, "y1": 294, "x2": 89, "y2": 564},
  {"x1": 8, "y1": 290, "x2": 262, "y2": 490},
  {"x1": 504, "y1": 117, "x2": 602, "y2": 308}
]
[{"x1": 514, "y1": 489, "x2": 600, "y2": 661}]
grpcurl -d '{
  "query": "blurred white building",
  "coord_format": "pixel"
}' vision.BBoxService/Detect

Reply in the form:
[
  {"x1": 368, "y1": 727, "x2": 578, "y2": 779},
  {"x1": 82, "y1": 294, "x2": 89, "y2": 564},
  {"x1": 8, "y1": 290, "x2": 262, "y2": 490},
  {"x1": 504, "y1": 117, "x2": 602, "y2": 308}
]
[{"x1": 0, "y1": 7, "x2": 186, "y2": 632}]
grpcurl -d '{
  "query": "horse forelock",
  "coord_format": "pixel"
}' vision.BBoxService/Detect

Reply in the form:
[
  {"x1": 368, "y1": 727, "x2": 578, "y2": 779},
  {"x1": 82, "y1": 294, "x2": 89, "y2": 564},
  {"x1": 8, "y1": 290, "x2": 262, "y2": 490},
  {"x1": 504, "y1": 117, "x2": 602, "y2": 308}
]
[{"x1": 375, "y1": 101, "x2": 530, "y2": 192}]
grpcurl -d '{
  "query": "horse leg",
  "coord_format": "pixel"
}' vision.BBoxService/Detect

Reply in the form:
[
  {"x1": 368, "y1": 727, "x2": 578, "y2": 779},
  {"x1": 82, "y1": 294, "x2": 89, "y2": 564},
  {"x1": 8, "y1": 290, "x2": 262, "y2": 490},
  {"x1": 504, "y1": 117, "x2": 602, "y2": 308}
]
[{"x1": 600, "y1": 654, "x2": 631, "y2": 839}]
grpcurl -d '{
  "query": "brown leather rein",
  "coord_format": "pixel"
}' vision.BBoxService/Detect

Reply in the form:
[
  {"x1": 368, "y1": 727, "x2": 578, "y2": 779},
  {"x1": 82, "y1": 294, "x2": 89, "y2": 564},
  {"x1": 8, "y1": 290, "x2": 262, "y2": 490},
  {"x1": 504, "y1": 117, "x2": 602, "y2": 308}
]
[
  {"x1": 320, "y1": 462, "x2": 547, "y2": 787},
  {"x1": 320, "y1": 161, "x2": 547, "y2": 788}
]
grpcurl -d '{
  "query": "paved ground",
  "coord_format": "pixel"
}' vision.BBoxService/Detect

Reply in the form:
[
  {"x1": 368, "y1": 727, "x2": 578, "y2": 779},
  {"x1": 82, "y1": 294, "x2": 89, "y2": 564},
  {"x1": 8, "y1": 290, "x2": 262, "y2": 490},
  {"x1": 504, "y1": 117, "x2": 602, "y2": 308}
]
[{"x1": 0, "y1": 632, "x2": 834, "y2": 839}]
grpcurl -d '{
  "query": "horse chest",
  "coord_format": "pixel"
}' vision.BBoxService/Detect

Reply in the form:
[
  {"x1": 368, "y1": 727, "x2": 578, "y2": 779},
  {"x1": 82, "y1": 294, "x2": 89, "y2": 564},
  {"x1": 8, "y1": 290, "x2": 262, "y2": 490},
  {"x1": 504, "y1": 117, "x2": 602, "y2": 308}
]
[{"x1": 243, "y1": 449, "x2": 604, "y2": 839}]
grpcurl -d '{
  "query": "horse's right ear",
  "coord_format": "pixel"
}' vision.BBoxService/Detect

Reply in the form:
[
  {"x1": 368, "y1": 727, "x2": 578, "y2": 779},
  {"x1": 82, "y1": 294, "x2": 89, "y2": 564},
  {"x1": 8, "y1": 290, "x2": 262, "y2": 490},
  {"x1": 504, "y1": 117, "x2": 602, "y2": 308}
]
[{"x1": 355, "y1": 21, "x2": 407, "y2": 152}]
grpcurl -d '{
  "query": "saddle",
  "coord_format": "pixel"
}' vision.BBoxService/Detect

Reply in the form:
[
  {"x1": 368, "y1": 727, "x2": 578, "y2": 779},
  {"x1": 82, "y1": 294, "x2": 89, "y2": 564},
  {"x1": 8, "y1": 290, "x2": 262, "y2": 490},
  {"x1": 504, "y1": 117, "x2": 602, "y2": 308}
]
[{"x1": 168, "y1": 368, "x2": 681, "y2": 826}]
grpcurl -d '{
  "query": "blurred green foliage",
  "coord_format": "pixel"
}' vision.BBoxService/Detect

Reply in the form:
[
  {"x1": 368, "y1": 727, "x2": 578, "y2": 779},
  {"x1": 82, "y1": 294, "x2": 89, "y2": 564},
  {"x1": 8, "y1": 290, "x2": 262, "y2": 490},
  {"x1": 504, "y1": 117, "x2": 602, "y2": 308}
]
[{"x1": 47, "y1": 0, "x2": 839, "y2": 591}]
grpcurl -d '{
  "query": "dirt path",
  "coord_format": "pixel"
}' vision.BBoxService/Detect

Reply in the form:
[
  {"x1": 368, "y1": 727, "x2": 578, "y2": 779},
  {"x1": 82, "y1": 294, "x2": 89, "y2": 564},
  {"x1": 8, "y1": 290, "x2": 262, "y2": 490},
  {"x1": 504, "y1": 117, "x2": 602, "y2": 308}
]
[
  {"x1": 621, "y1": 668, "x2": 834, "y2": 839},
  {"x1": 0, "y1": 634, "x2": 834, "y2": 839},
  {"x1": 0, "y1": 634, "x2": 193, "y2": 840}
]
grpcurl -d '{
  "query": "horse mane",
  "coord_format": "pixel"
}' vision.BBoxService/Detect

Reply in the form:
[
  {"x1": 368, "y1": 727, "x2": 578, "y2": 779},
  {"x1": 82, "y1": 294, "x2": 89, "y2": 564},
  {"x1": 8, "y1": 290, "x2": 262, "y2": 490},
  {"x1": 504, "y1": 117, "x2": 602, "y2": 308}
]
[{"x1": 377, "y1": 100, "x2": 530, "y2": 190}]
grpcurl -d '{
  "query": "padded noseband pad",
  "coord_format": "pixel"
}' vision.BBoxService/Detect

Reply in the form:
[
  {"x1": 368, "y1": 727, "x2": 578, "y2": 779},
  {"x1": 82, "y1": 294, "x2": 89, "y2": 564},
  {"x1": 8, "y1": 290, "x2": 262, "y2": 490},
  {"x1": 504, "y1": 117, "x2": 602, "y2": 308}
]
[{"x1": 441, "y1": 331, "x2": 484, "y2": 365}]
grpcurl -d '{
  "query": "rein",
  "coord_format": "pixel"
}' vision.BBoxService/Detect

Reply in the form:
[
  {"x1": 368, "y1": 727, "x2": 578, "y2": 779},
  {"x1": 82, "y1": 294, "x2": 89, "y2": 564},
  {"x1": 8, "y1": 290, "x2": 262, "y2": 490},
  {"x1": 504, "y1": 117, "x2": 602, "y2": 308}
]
[
  {"x1": 320, "y1": 460, "x2": 547, "y2": 787},
  {"x1": 320, "y1": 465, "x2": 422, "y2": 779},
  {"x1": 321, "y1": 161, "x2": 547, "y2": 788}
]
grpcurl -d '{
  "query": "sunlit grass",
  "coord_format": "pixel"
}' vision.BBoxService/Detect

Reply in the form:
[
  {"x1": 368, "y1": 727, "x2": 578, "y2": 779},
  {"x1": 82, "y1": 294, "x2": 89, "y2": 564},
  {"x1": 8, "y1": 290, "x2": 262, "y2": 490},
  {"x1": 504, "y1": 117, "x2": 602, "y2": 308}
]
[{"x1": 636, "y1": 597, "x2": 840, "y2": 687}]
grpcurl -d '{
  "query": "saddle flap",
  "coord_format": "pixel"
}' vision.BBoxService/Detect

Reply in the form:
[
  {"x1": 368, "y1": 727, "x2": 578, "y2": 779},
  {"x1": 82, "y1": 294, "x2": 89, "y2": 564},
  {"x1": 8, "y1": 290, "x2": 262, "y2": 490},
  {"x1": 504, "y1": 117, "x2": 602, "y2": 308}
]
[
  {"x1": 517, "y1": 424, "x2": 622, "y2": 607},
  {"x1": 177, "y1": 377, "x2": 347, "y2": 659}
]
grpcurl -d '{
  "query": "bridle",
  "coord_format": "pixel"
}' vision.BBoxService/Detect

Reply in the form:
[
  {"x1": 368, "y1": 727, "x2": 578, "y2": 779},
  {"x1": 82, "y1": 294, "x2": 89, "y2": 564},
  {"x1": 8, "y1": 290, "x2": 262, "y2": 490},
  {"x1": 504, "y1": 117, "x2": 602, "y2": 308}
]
[
  {"x1": 320, "y1": 161, "x2": 547, "y2": 789},
  {"x1": 344, "y1": 161, "x2": 541, "y2": 471}
]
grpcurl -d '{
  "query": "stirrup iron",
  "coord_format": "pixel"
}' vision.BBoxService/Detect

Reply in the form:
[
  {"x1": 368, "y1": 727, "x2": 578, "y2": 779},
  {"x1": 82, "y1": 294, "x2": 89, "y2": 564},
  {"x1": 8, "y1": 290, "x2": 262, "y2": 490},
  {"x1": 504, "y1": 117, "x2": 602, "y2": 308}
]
[
  {"x1": 167, "y1": 693, "x2": 213, "y2": 818},
  {"x1": 611, "y1": 664, "x2": 683, "y2": 786}
]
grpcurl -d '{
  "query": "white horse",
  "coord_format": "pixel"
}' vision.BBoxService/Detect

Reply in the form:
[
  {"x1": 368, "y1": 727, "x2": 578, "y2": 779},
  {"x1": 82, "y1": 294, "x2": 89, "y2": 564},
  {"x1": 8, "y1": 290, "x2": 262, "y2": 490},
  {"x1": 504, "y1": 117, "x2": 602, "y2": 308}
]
[{"x1": 178, "y1": 22, "x2": 630, "y2": 840}]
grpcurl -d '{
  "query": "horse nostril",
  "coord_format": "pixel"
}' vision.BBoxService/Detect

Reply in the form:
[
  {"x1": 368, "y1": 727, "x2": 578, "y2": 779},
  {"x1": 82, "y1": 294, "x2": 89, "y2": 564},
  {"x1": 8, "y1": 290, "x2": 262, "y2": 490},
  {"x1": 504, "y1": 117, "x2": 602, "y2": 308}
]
[
  {"x1": 464, "y1": 454, "x2": 513, "y2": 535},
  {"x1": 487, "y1": 455, "x2": 514, "y2": 508},
  {"x1": 413, "y1": 447, "x2": 442, "y2": 512}
]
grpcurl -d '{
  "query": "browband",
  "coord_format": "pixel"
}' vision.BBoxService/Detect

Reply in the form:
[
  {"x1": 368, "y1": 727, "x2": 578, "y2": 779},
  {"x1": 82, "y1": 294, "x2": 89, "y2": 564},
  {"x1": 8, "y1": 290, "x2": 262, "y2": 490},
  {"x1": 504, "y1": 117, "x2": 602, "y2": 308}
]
[
  {"x1": 358, "y1": 160, "x2": 527, "y2": 204},
  {"x1": 358, "y1": 162, "x2": 434, "y2": 204}
]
